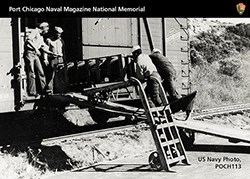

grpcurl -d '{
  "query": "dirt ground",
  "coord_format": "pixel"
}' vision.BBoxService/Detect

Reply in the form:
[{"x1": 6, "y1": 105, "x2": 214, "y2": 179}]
[
  {"x1": 38, "y1": 110, "x2": 250, "y2": 178},
  {"x1": 44, "y1": 132, "x2": 250, "y2": 179}
]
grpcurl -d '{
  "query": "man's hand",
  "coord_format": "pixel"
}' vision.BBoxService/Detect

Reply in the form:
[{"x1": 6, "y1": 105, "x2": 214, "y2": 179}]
[
  {"x1": 44, "y1": 59, "x2": 49, "y2": 66},
  {"x1": 52, "y1": 53, "x2": 63, "y2": 58},
  {"x1": 35, "y1": 48, "x2": 41, "y2": 56}
]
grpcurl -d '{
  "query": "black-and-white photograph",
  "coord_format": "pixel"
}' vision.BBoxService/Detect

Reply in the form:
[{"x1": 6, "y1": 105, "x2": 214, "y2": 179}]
[{"x1": 1, "y1": 17, "x2": 250, "y2": 178}]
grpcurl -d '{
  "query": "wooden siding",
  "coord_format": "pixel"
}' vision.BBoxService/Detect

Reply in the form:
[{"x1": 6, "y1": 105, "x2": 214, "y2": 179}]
[
  {"x1": 165, "y1": 18, "x2": 190, "y2": 95},
  {"x1": 81, "y1": 17, "x2": 190, "y2": 95},
  {"x1": 82, "y1": 18, "x2": 137, "y2": 59},
  {"x1": 140, "y1": 18, "x2": 163, "y2": 54},
  {"x1": 0, "y1": 18, "x2": 14, "y2": 112}
]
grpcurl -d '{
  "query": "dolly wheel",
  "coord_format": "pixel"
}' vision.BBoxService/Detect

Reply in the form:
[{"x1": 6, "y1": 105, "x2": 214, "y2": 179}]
[
  {"x1": 148, "y1": 151, "x2": 163, "y2": 171},
  {"x1": 88, "y1": 109, "x2": 110, "y2": 124},
  {"x1": 125, "y1": 115, "x2": 136, "y2": 122}
]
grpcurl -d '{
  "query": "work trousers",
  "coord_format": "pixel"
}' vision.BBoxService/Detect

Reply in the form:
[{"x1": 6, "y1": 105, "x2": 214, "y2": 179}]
[
  {"x1": 145, "y1": 72, "x2": 162, "y2": 108},
  {"x1": 24, "y1": 50, "x2": 46, "y2": 95},
  {"x1": 162, "y1": 76, "x2": 180, "y2": 102},
  {"x1": 46, "y1": 57, "x2": 69, "y2": 94},
  {"x1": 160, "y1": 71, "x2": 180, "y2": 103}
]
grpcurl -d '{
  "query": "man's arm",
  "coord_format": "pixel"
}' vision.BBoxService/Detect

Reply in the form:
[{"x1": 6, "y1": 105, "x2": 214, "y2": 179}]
[
  {"x1": 25, "y1": 39, "x2": 41, "y2": 56},
  {"x1": 61, "y1": 39, "x2": 67, "y2": 63},
  {"x1": 25, "y1": 29, "x2": 41, "y2": 55},
  {"x1": 40, "y1": 44, "x2": 61, "y2": 57},
  {"x1": 137, "y1": 56, "x2": 152, "y2": 78},
  {"x1": 134, "y1": 63, "x2": 146, "y2": 82},
  {"x1": 42, "y1": 48, "x2": 60, "y2": 57}
]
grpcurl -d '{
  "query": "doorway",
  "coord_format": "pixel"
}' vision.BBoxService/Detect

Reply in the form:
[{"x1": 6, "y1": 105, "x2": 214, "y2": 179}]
[{"x1": 21, "y1": 18, "x2": 83, "y2": 62}]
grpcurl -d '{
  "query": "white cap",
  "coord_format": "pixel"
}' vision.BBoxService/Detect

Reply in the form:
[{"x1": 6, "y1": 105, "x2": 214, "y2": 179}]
[
  {"x1": 132, "y1": 45, "x2": 141, "y2": 53},
  {"x1": 55, "y1": 26, "x2": 63, "y2": 33},
  {"x1": 152, "y1": 48, "x2": 161, "y2": 53},
  {"x1": 39, "y1": 22, "x2": 49, "y2": 28}
]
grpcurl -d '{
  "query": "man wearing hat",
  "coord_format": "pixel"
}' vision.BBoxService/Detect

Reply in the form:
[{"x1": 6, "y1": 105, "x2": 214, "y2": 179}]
[
  {"x1": 149, "y1": 48, "x2": 181, "y2": 103},
  {"x1": 131, "y1": 45, "x2": 162, "y2": 107},
  {"x1": 23, "y1": 22, "x2": 60, "y2": 97},
  {"x1": 45, "y1": 26, "x2": 69, "y2": 94},
  {"x1": 149, "y1": 48, "x2": 196, "y2": 120}
]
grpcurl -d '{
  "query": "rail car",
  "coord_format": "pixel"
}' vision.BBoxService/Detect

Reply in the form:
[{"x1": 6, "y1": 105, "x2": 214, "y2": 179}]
[
  {"x1": 3, "y1": 18, "x2": 250, "y2": 171},
  {"x1": 0, "y1": 17, "x2": 191, "y2": 113}
]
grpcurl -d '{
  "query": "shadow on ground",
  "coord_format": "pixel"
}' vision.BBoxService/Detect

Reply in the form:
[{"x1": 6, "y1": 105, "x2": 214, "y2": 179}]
[
  {"x1": 1, "y1": 143, "x2": 78, "y2": 171},
  {"x1": 0, "y1": 107, "x2": 136, "y2": 171},
  {"x1": 0, "y1": 109, "x2": 84, "y2": 145},
  {"x1": 187, "y1": 144, "x2": 250, "y2": 154},
  {"x1": 74, "y1": 164, "x2": 154, "y2": 172},
  {"x1": 0, "y1": 108, "x2": 90, "y2": 171}
]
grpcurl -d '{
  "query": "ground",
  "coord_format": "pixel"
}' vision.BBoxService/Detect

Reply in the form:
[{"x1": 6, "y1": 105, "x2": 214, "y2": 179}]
[
  {"x1": 44, "y1": 133, "x2": 250, "y2": 179},
  {"x1": 42, "y1": 110, "x2": 250, "y2": 178},
  {"x1": 1, "y1": 109, "x2": 250, "y2": 178}
]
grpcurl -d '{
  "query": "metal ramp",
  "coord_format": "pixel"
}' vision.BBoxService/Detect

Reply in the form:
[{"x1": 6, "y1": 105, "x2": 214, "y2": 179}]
[
  {"x1": 175, "y1": 119, "x2": 250, "y2": 144},
  {"x1": 130, "y1": 77, "x2": 189, "y2": 171}
]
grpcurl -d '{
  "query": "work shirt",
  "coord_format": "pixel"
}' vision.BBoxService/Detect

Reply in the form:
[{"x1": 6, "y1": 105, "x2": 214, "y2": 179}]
[
  {"x1": 149, "y1": 52, "x2": 176, "y2": 77},
  {"x1": 47, "y1": 38, "x2": 63, "y2": 57},
  {"x1": 24, "y1": 28, "x2": 46, "y2": 51},
  {"x1": 135, "y1": 54, "x2": 158, "y2": 82},
  {"x1": 46, "y1": 38, "x2": 64, "y2": 64}
]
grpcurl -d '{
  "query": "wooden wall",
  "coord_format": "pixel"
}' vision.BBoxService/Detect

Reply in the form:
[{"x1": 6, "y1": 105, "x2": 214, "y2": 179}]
[
  {"x1": 165, "y1": 18, "x2": 190, "y2": 95},
  {"x1": 82, "y1": 18, "x2": 138, "y2": 59},
  {"x1": 81, "y1": 18, "x2": 190, "y2": 95},
  {"x1": 0, "y1": 18, "x2": 14, "y2": 112}
]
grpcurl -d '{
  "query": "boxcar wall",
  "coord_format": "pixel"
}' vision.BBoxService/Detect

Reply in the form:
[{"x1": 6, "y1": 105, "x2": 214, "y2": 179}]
[
  {"x1": 81, "y1": 18, "x2": 191, "y2": 95},
  {"x1": 1, "y1": 18, "x2": 190, "y2": 112},
  {"x1": 0, "y1": 18, "x2": 15, "y2": 112}
]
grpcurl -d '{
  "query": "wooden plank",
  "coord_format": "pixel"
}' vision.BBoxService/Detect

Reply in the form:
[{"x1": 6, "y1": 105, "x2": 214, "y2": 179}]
[
  {"x1": 82, "y1": 46, "x2": 131, "y2": 59},
  {"x1": 82, "y1": 81, "x2": 130, "y2": 94},
  {"x1": 175, "y1": 120, "x2": 250, "y2": 143},
  {"x1": 82, "y1": 18, "x2": 134, "y2": 59},
  {"x1": 161, "y1": 139, "x2": 180, "y2": 147},
  {"x1": 157, "y1": 123, "x2": 175, "y2": 129}
]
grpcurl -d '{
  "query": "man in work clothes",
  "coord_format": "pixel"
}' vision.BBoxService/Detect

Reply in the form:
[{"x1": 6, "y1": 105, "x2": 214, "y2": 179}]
[
  {"x1": 149, "y1": 48, "x2": 196, "y2": 120},
  {"x1": 132, "y1": 45, "x2": 162, "y2": 108},
  {"x1": 45, "y1": 26, "x2": 69, "y2": 94},
  {"x1": 149, "y1": 48, "x2": 181, "y2": 103},
  {"x1": 23, "y1": 22, "x2": 59, "y2": 97}
]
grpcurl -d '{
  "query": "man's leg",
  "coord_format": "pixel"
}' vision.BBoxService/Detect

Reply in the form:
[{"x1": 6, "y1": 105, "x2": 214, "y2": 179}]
[
  {"x1": 147, "y1": 73, "x2": 162, "y2": 107},
  {"x1": 24, "y1": 51, "x2": 37, "y2": 96},
  {"x1": 34, "y1": 56, "x2": 46, "y2": 94},
  {"x1": 145, "y1": 85, "x2": 156, "y2": 108},
  {"x1": 44, "y1": 59, "x2": 55, "y2": 94},
  {"x1": 46, "y1": 66, "x2": 55, "y2": 94},
  {"x1": 162, "y1": 76, "x2": 181, "y2": 103},
  {"x1": 54, "y1": 64, "x2": 70, "y2": 93}
]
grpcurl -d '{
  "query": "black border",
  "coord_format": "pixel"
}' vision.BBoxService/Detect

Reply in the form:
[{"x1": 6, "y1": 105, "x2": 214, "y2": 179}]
[{"x1": 3, "y1": 0, "x2": 250, "y2": 17}]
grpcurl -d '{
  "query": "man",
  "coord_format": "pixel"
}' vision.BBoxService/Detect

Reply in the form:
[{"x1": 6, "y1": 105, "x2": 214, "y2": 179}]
[
  {"x1": 45, "y1": 26, "x2": 69, "y2": 94},
  {"x1": 149, "y1": 48, "x2": 181, "y2": 103},
  {"x1": 131, "y1": 45, "x2": 162, "y2": 107},
  {"x1": 149, "y1": 48, "x2": 196, "y2": 120},
  {"x1": 23, "y1": 22, "x2": 59, "y2": 97}
]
